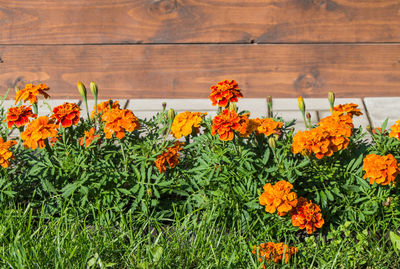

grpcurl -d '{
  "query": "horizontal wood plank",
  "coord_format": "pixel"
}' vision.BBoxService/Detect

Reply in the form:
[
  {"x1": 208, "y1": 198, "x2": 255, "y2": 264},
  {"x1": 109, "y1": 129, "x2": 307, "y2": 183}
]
[
  {"x1": 0, "y1": 44, "x2": 399, "y2": 99},
  {"x1": 0, "y1": 0, "x2": 399, "y2": 44}
]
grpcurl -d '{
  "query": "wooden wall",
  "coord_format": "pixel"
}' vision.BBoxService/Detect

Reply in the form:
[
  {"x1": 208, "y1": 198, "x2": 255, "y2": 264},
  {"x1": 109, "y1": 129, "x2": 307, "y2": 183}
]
[{"x1": 0, "y1": 0, "x2": 399, "y2": 99}]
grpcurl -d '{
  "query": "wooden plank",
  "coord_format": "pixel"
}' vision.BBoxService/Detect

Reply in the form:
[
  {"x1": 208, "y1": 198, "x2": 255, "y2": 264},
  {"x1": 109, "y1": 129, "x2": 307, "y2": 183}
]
[
  {"x1": 0, "y1": 0, "x2": 399, "y2": 44},
  {"x1": 0, "y1": 44, "x2": 399, "y2": 99}
]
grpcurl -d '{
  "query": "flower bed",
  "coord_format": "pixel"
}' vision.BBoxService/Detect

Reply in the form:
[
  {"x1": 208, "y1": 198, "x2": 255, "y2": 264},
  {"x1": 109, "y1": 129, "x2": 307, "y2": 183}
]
[{"x1": 1, "y1": 80, "x2": 400, "y2": 267}]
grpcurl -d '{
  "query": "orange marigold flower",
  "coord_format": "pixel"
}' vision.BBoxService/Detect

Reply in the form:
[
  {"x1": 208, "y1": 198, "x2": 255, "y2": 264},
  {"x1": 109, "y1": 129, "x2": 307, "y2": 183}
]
[
  {"x1": 51, "y1": 102, "x2": 81, "y2": 128},
  {"x1": 259, "y1": 180, "x2": 298, "y2": 216},
  {"x1": 240, "y1": 119, "x2": 260, "y2": 138},
  {"x1": 171, "y1": 112, "x2": 207, "y2": 139},
  {"x1": 209, "y1": 80, "x2": 243, "y2": 107},
  {"x1": 389, "y1": 120, "x2": 400, "y2": 140},
  {"x1": 255, "y1": 118, "x2": 283, "y2": 137},
  {"x1": 79, "y1": 128, "x2": 101, "y2": 147},
  {"x1": 102, "y1": 108, "x2": 140, "y2": 139},
  {"x1": 291, "y1": 197, "x2": 324, "y2": 234},
  {"x1": 292, "y1": 127, "x2": 337, "y2": 159},
  {"x1": 20, "y1": 116, "x2": 59, "y2": 149},
  {"x1": 15, "y1": 83, "x2": 50, "y2": 105},
  {"x1": 211, "y1": 109, "x2": 248, "y2": 141},
  {"x1": 154, "y1": 141, "x2": 184, "y2": 173},
  {"x1": 0, "y1": 138, "x2": 17, "y2": 168},
  {"x1": 363, "y1": 154, "x2": 399, "y2": 185},
  {"x1": 91, "y1": 100, "x2": 121, "y2": 118},
  {"x1": 332, "y1": 103, "x2": 363, "y2": 118},
  {"x1": 252, "y1": 242, "x2": 298, "y2": 265},
  {"x1": 5, "y1": 105, "x2": 37, "y2": 129},
  {"x1": 318, "y1": 113, "x2": 353, "y2": 138}
]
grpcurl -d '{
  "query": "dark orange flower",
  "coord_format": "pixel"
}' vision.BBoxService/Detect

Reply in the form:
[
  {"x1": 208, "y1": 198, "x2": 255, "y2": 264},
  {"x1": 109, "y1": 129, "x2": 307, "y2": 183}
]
[
  {"x1": 292, "y1": 127, "x2": 336, "y2": 159},
  {"x1": 51, "y1": 102, "x2": 81, "y2": 128},
  {"x1": 255, "y1": 118, "x2": 283, "y2": 137},
  {"x1": 171, "y1": 112, "x2": 207, "y2": 139},
  {"x1": 15, "y1": 83, "x2": 50, "y2": 105},
  {"x1": 291, "y1": 197, "x2": 324, "y2": 234},
  {"x1": 5, "y1": 105, "x2": 37, "y2": 129},
  {"x1": 154, "y1": 141, "x2": 184, "y2": 173},
  {"x1": 389, "y1": 120, "x2": 400, "y2": 140},
  {"x1": 211, "y1": 109, "x2": 248, "y2": 141},
  {"x1": 363, "y1": 154, "x2": 399, "y2": 185},
  {"x1": 102, "y1": 108, "x2": 140, "y2": 139},
  {"x1": 0, "y1": 138, "x2": 17, "y2": 168},
  {"x1": 332, "y1": 103, "x2": 363, "y2": 118},
  {"x1": 20, "y1": 116, "x2": 59, "y2": 149},
  {"x1": 240, "y1": 119, "x2": 260, "y2": 138},
  {"x1": 259, "y1": 180, "x2": 298, "y2": 216},
  {"x1": 79, "y1": 127, "x2": 101, "y2": 147},
  {"x1": 209, "y1": 80, "x2": 243, "y2": 107},
  {"x1": 252, "y1": 242, "x2": 298, "y2": 265},
  {"x1": 92, "y1": 99, "x2": 121, "y2": 118}
]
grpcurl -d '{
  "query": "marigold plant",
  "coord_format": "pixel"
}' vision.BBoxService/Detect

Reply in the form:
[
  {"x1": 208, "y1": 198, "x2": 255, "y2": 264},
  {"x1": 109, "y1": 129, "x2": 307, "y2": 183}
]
[
  {"x1": 5, "y1": 105, "x2": 37, "y2": 129},
  {"x1": 211, "y1": 109, "x2": 248, "y2": 141},
  {"x1": 171, "y1": 112, "x2": 207, "y2": 139},
  {"x1": 363, "y1": 153, "x2": 399, "y2": 185},
  {"x1": 15, "y1": 83, "x2": 50, "y2": 105},
  {"x1": 252, "y1": 242, "x2": 298, "y2": 265},
  {"x1": 51, "y1": 102, "x2": 81, "y2": 128},
  {"x1": 154, "y1": 141, "x2": 184, "y2": 173},
  {"x1": 389, "y1": 120, "x2": 400, "y2": 140},
  {"x1": 291, "y1": 197, "x2": 324, "y2": 234},
  {"x1": 0, "y1": 138, "x2": 17, "y2": 168},
  {"x1": 79, "y1": 127, "x2": 100, "y2": 147},
  {"x1": 209, "y1": 80, "x2": 243, "y2": 107},
  {"x1": 102, "y1": 108, "x2": 140, "y2": 139},
  {"x1": 20, "y1": 116, "x2": 59, "y2": 149},
  {"x1": 259, "y1": 180, "x2": 298, "y2": 216}
]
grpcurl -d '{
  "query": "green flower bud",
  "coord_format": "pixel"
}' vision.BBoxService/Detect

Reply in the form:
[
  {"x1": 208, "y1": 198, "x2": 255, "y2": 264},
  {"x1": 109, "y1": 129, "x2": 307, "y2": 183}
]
[
  {"x1": 268, "y1": 137, "x2": 277, "y2": 150},
  {"x1": 89, "y1": 82, "x2": 98, "y2": 99},
  {"x1": 328, "y1": 91, "x2": 335, "y2": 112},
  {"x1": 229, "y1": 102, "x2": 237, "y2": 112},
  {"x1": 298, "y1": 96, "x2": 305, "y2": 113},
  {"x1": 77, "y1": 82, "x2": 87, "y2": 100},
  {"x1": 168, "y1": 108, "x2": 176, "y2": 122}
]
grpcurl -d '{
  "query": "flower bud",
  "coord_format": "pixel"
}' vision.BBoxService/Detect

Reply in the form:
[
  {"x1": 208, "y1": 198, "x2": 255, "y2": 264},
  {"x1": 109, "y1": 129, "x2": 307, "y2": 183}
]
[
  {"x1": 268, "y1": 137, "x2": 277, "y2": 150},
  {"x1": 328, "y1": 91, "x2": 335, "y2": 112},
  {"x1": 162, "y1": 102, "x2": 167, "y2": 112},
  {"x1": 306, "y1": 112, "x2": 311, "y2": 120},
  {"x1": 77, "y1": 82, "x2": 87, "y2": 100},
  {"x1": 229, "y1": 102, "x2": 237, "y2": 112},
  {"x1": 298, "y1": 96, "x2": 305, "y2": 113},
  {"x1": 146, "y1": 188, "x2": 153, "y2": 197},
  {"x1": 89, "y1": 82, "x2": 98, "y2": 99},
  {"x1": 267, "y1": 96, "x2": 273, "y2": 118},
  {"x1": 168, "y1": 108, "x2": 175, "y2": 122}
]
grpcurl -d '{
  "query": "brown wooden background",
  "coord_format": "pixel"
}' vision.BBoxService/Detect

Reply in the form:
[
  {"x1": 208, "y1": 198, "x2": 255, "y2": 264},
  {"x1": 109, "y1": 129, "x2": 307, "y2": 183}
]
[{"x1": 0, "y1": 0, "x2": 400, "y2": 99}]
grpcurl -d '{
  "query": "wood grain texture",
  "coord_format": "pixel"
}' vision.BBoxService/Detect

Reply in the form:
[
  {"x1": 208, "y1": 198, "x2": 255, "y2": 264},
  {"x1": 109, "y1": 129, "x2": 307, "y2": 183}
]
[
  {"x1": 0, "y1": 0, "x2": 399, "y2": 44},
  {"x1": 0, "y1": 44, "x2": 399, "y2": 99}
]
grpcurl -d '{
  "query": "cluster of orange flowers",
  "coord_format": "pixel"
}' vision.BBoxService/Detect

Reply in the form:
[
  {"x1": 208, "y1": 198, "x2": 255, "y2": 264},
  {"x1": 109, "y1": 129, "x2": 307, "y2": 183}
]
[
  {"x1": 0, "y1": 138, "x2": 17, "y2": 168},
  {"x1": 259, "y1": 180, "x2": 298, "y2": 216},
  {"x1": 15, "y1": 83, "x2": 50, "y2": 105},
  {"x1": 21, "y1": 116, "x2": 59, "y2": 149},
  {"x1": 209, "y1": 80, "x2": 243, "y2": 107},
  {"x1": 292, "y1": 103, "x2": 361, "y2": 159},
  {"x1": 79, "y1": 128, "x2": 101, "y2": 147},
  {"x1": 5, "y1": 105, "x2": 37, "y2": 129},
  {"x1": 389, "y1": 120, "x2": 400, "y2": 140},
  {"x1": 101, "y1": 105, "x2": 140, "y2": 139},
  {"x1": 291, "y1": 197, "x2": 325, "y2": 234},
  {"x1": 171, "y1": 112, "x2": 207, "y2": 139},
  {"x1": 211, "y1": 109, "x2": 248, "y2": 141},
  {"x1": 252, "y1": 242, "x2": 298, "y2": 265},
  {"x1": 154, "y1": 141, "x2": 184, "y2": 173},
  {"x1": 363, "y1": 154, "x2": 399, "y2": 185},
  {"x1": 51, "y1": 102, "x2": 81, "y2": 128}
]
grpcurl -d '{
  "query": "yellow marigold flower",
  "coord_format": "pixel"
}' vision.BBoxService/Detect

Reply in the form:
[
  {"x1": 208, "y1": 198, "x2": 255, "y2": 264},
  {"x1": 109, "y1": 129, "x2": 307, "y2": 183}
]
[
  {"x1": 254, "y1": 118, "x2": 283, "y2": 137},
  {"x1": 389, "y1": 120, "x2": 400, "y2": 140},
  {"x1": 259, "y1": 180, "x2": 298, "y2": 216},
  {"x1": 21, "y1": 116, "x2": 59, "y2": 149},
  {"x1": 209, "y1": 80, "x2": 243, "y2": 107},
  {"x1": 15, "y1": 83, "x2": 50, "y2": 105},
  {"x1": 171, "y1": 112, "x2": 207, "y2": 139},
  {"x1": 332, "y1": 103, "x2": 363, "y2": 118},
  {"x1": 0, "y1": 138, "x2": 17, "y2": 168},
  {"x1": 291, "y1": 197, "x2": 324, "y2": 234},
  {"x1": 102, "y1": 108, "x2": 140, "y2": 139},
  {"x1": 363, "y1": 154, "x2": 399, "y2": 185},
  {"x1": 252, "y1": 242, "x2": 298, "y2": 265},
  {"x1": 154, "y1": 141, "x2": 184, "y2": 173}
]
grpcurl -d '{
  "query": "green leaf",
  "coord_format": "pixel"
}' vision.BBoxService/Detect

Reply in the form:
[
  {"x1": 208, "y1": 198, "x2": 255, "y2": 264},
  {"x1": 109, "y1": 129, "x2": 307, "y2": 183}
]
[
  {"x1": 61, "y1": 183, "x2": 78, "y2": 198},
  {"x1": 390, "y1": 231, "x2": 400, "y2": 255}
]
